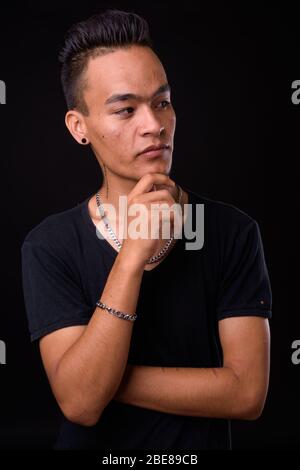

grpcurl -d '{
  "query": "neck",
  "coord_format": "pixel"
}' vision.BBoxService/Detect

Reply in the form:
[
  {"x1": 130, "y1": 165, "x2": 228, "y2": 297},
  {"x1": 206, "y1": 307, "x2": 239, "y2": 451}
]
[
  {"x1": 89, "y1": 177, "x2": 188, "y2": 247},
  {"x1": 98, "y1": 176, "x2": 180, "y2": 214},
  {"x1": 90, "y1": 172, "x2": 187, "y2": 242}
]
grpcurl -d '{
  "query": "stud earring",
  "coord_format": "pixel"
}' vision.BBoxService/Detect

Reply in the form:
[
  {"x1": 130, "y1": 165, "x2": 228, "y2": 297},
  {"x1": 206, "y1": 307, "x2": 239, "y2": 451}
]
[{"x1": 81, "y1": 138, "x2": 87, "y2": 144}]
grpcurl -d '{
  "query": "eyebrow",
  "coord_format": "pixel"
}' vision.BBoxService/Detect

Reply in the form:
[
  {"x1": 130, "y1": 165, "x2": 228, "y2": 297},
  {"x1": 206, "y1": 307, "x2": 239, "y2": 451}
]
[{"x1": 105, "y1": 83, "x2": 171, "y2": 105}]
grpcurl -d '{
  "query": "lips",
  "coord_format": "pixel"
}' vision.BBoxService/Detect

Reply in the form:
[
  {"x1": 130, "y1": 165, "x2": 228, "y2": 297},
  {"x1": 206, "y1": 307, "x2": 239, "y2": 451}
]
[{"x1": 138, "y1": 144, "x2": 169, "y2": 156}]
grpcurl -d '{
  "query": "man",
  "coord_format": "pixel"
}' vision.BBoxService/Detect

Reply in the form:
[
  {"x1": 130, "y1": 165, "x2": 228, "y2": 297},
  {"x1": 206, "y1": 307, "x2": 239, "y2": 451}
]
[{"x1": 21, "y1": 9, "x2": 272, "y2": 450}]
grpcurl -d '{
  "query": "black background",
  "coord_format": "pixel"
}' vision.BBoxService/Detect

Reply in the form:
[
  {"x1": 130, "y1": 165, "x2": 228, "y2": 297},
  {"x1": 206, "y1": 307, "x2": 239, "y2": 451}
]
[{"x1": 0, "y1": 1, "x2": 299, "y2": 449}]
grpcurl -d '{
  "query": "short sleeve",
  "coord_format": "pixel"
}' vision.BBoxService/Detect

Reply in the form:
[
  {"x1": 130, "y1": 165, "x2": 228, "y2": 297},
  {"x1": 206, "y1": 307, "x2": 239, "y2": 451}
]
[
  {"x1": 216, "y1": 220, "x2": 272, "y2": 321},
  {"x1": 21, "y1": 240, "x2": 93, "y2": 342}
]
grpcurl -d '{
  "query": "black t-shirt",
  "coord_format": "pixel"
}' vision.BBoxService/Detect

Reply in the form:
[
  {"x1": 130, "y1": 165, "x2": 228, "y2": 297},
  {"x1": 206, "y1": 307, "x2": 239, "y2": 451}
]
[{"x1": 21, "y1": 186, "x2": 272, "y2": 450}]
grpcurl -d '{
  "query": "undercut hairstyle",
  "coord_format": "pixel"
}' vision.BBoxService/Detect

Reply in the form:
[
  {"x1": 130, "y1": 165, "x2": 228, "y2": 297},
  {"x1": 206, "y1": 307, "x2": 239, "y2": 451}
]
[{"x1": 58, "y1": 9, "x2": 154, "y2": 115}]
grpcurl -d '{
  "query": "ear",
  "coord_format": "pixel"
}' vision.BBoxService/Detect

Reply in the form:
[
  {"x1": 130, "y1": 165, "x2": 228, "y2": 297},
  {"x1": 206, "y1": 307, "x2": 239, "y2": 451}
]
[{"x1": 65, "y1": 109, "x2": 89, "y2": 144}]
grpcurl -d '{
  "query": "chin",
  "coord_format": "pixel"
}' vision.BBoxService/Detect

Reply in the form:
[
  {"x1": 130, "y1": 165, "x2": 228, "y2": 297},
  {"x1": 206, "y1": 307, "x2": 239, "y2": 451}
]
[
  {"x1": 133, "y1": 158, "x2": 172, "y2": 178},
  {"x1": 143, "y1": 157, "x2": 170, "y2": 168}
]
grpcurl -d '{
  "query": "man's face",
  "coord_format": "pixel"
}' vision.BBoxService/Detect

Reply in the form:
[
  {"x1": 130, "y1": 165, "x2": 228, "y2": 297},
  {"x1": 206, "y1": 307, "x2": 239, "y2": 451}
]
[{"x1": 82, "y1": 45, "x2": 176, "y2": 181}]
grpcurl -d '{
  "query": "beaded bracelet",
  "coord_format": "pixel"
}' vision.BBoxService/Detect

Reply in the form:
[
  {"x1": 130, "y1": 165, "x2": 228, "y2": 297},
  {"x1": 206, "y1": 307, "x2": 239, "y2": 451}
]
[{"x1": 96, "y1": 300, "x2": 137, "y2": 322}]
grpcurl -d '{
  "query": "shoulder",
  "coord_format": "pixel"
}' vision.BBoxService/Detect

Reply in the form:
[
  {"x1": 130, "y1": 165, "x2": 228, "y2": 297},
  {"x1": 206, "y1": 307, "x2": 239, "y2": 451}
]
[
  {"x1": 183, "y1": 185, "x2": 259, "y2": 238},
  {"x1": 21, "y1": 199, "x2": 87, "y2": 254}
]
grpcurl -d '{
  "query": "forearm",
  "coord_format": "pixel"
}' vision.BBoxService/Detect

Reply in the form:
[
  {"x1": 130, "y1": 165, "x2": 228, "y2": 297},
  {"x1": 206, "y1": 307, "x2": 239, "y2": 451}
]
[
  {"x1": 53, "y1": 248, "x2": 144, "y2": 425},
  {"x1": 114, "y1": 365, "x2": 254, "y2": 419}
]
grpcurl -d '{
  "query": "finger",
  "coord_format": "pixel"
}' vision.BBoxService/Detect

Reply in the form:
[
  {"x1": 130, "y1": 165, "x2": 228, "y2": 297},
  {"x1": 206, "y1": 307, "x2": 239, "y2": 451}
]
[
  {"x1": 153, "y1": 183, "x2": 174, "y2": 191},
  {"x1": 135, "y1": 189, "x2": 176, "y2": 205},
  {"x1": 131, "y1": 173, "x2": 175, "y2": 198}
]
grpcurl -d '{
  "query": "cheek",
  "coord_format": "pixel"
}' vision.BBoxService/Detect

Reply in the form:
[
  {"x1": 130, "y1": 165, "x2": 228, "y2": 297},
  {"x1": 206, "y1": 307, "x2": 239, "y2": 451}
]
[
  {"x1": 105, "y1": 129, "x2": 125, "y2": 150},
  {"x1": 110, "y1": 128, "x2": 122, "y2": 140},
  {"x1": 164, "y1": 106, "x2": 176, "y2": 124},
  {"x1": 97, "y1": 125, "x2": 121, "y2": 146},
  {"x1": 100, "y1": 126, "x2": 131, "y2": 157},
  {"x1": 168, "y1": 113, "x2": 176, "y2": 133}
]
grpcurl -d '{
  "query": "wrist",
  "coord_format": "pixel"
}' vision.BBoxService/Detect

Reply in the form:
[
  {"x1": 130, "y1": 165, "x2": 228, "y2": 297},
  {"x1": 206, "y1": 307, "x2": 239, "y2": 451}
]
[{"x1": 116, "y1": 246, "x2": 146, "y2": 274}]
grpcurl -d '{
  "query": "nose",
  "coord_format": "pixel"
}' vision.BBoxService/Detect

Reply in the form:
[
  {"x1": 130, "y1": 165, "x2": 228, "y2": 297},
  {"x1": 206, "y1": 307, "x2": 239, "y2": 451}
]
[{"x1": 139, "y1": 105, "x2": 164, "y2": 137}]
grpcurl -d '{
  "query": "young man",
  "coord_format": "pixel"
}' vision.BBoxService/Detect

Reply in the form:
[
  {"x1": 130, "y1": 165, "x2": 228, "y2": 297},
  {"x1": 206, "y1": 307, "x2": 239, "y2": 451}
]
[{"x1": 21, "y1": 9, "x2": 272, "y2": 450}]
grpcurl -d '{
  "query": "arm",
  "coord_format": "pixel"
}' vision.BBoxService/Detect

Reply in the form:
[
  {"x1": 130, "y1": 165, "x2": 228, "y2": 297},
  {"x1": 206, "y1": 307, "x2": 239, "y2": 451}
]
[
  {"x1": 114, "y1": 316, "x2": 270, "y2": 420},
  {"x1": 38, "y1": 174, "x2": 178, "y2": 427},
  {"x1": 40, "y1": 246, "x2": 144, "y2": 427}
]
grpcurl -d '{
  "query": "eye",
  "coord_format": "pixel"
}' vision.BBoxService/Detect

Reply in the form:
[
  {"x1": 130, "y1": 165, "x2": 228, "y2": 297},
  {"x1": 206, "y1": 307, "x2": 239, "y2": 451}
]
[
  {"x1": 115, "y1": 107, "x2": 135, "y2": 116},
  {"x1": 158, "y1": 100, "x2": 171, "y2": 109}
]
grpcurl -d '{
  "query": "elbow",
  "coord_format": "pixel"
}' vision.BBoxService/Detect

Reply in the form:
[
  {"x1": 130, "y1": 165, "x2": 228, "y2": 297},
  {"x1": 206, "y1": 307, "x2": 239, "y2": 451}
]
[
  {"x1": 63, "y1": 407, "x2": 102, "y2": 427},
  {"x1": 227, "y1": 368, "x2": 269, "y2": 421},
  {"x1": 50, "y1": 365, "x2": 111, "y2": 426},
  {"x1": 66, "y1": 411, "x2": 101, "y2": 427},
  {"x1": 234, "y1": 391, "x2": 267, "y2": 421},
  {"x1": 59, "y1": 400, "x2": 104, "y2": 427}
]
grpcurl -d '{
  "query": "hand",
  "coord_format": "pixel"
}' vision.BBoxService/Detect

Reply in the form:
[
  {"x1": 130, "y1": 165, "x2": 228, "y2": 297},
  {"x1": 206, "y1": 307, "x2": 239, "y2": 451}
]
[{"x1": 119, "y1": 173, "x2": 177, "y2": 267}]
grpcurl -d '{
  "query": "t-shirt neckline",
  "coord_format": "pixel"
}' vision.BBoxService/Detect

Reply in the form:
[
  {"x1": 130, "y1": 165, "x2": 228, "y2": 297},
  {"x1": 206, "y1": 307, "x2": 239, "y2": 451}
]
[{"x1": 80, "y1": 185, "x2": 193, "y2": 274}]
